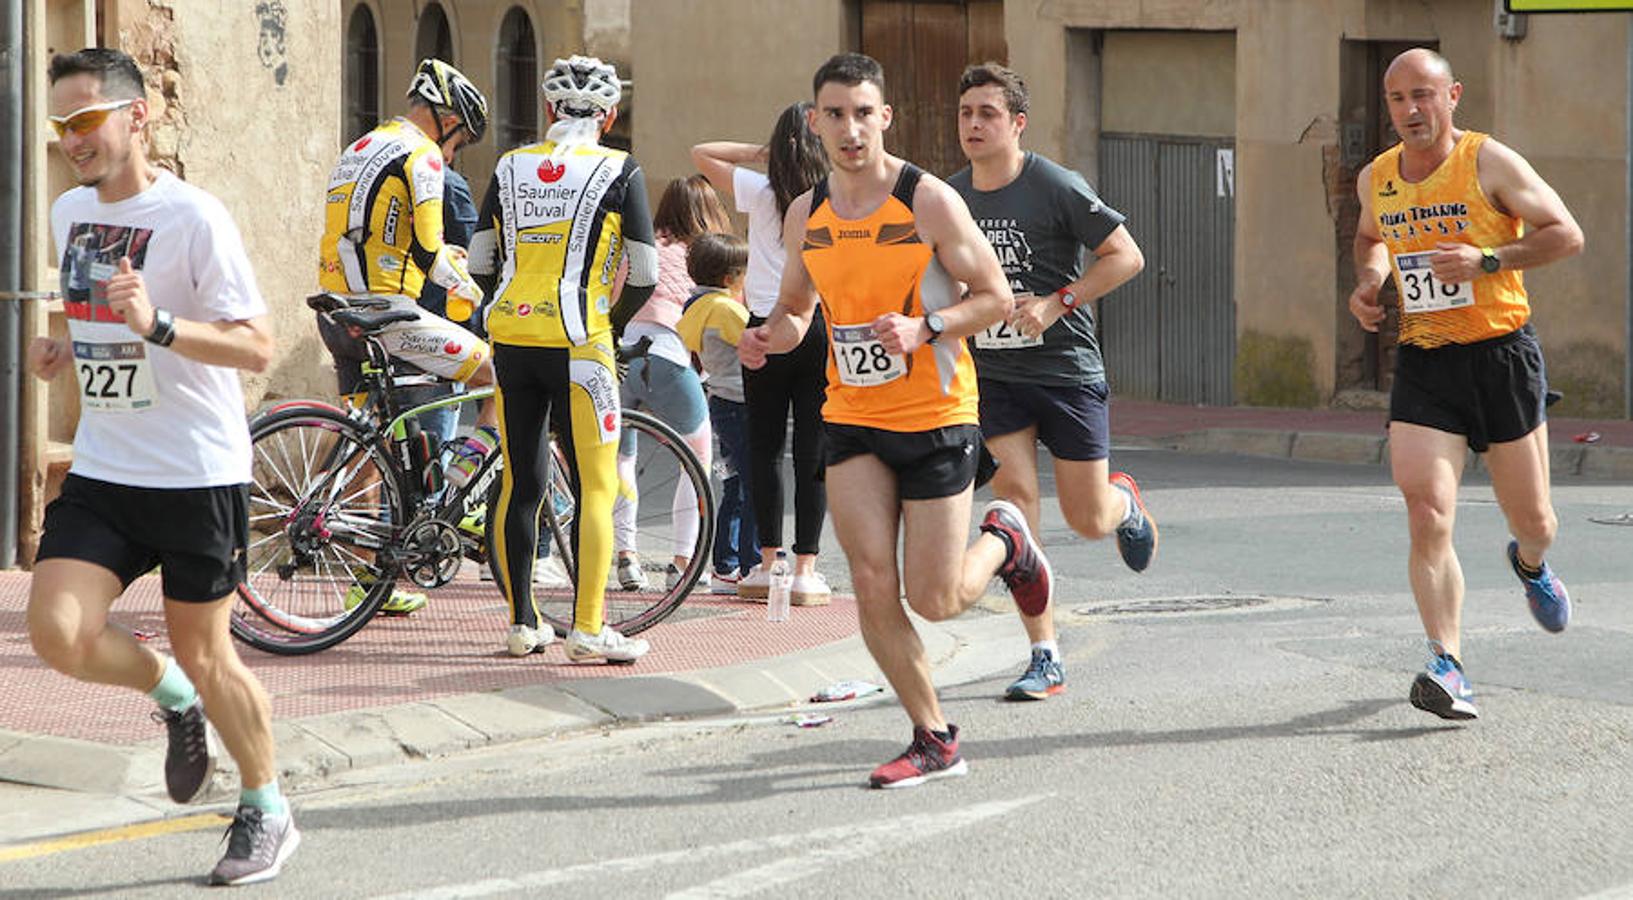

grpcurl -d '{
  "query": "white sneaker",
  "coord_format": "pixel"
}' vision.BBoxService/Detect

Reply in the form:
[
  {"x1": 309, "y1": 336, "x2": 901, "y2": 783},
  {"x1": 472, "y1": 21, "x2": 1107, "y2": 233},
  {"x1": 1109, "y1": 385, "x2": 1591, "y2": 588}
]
[
  {"x1": 533, "y1": 556, "x2": 571, "y2": 588},
  {"x1": 711, "y1": 570, "x2": 743, "y2": 595},
  {"x1": 506, "y1": 624, "x2": 554, "y2": 657},
  {"x1": 565, "y1": 626, "x2": 649, "y2": 663},
  {"x1": 791, "y1": 571, "x2": 832, "y2": 606},
  {"x1": 613, "y1": 555, "x2": 649, "y2": 592},
  {"x1": 664, "y1": 563, "x2": 711, "y2": 593},
  {"x1": 482, "y1": 558, "x2": 572, "y2": 588},
  {"x1": 737, "y1": 564, "x2": 770, "y2": 601}
]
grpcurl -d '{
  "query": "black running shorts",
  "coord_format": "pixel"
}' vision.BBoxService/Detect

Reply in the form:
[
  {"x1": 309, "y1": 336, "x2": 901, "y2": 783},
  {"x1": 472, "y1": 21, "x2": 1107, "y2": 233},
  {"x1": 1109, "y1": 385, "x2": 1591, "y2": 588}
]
[
  {"x1": 824, "y1": 422, "x2": 982, "y2": 500},
  {"x1": 1389, "y1": 323, "x2": 1547, "y2": 453},
  {"x1": 37, "y1": 474, "x2": 250, "y2": 602}
]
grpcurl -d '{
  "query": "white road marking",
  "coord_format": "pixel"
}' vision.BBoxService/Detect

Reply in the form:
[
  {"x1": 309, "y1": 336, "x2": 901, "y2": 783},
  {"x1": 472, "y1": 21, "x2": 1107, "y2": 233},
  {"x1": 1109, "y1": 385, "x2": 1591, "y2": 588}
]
[{"x1": 371, "y1": 794, "x2": 1047, "y2": 900}]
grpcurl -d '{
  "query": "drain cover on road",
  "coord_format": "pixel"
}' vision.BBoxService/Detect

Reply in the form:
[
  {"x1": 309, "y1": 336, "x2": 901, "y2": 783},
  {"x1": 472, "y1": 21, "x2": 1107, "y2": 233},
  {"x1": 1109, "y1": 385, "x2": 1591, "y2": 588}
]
[{"x1": 1072, "y1": 595, "x2": 1321, "y2": 617}]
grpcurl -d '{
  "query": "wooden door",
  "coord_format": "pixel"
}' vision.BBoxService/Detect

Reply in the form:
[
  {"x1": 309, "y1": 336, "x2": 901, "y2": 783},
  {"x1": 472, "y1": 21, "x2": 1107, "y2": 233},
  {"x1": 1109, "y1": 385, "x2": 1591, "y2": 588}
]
[{"x1": 861, "y1": 0, "x2": 1006, "y2": 178}]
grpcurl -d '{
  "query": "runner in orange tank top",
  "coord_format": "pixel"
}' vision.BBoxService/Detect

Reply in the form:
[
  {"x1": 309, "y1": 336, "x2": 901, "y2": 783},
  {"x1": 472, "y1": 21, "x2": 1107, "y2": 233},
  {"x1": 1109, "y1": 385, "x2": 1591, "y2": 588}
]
[
  {"x1": 1348, "y1": 48, "x2": 1583, "y2": 721},
  {"x1": 739, "y1": 53, "x2": 1054, "y2": 789}
]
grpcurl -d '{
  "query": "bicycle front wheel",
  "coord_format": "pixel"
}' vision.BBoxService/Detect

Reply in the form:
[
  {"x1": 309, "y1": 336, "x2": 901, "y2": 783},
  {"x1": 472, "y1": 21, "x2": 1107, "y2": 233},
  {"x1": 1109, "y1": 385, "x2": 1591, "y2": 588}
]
[
  {"x1": 484, "y1": 408, "x2": 714, "y2": 637},
  {"x1": 234, "y1": 404, "x2": 406, "y2": 654}
]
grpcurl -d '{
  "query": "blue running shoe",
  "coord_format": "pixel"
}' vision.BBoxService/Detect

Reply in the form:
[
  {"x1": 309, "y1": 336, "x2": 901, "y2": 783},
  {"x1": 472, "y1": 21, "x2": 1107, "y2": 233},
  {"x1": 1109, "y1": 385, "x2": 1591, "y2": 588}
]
[
  {"x1": 1409, "y1": 643, "x2": 1478, "y2": 720},
  {"x1": 1110, "y1": 472, "x2": 1157, "y2": 573},
  {"x1": 1507, "y1": 540, "x2": 1570, "y2": 633},
  {"x1": 1005, "y1": 648, "x2": 1065, "y2": 701}
]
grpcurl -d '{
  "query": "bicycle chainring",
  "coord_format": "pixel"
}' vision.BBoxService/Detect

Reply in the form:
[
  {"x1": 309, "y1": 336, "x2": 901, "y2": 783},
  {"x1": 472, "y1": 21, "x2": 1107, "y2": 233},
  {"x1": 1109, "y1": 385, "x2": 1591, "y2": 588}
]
[{"x1": 403, "y1": 518, "x2": 464, "y2": 588}]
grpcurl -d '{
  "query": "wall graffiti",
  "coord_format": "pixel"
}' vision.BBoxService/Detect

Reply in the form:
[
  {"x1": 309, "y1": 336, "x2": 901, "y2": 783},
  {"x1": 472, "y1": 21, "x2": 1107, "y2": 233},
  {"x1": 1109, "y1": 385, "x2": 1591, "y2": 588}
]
[{"x1": 256, "y1": 1, "x2": 289, "y2": 85}]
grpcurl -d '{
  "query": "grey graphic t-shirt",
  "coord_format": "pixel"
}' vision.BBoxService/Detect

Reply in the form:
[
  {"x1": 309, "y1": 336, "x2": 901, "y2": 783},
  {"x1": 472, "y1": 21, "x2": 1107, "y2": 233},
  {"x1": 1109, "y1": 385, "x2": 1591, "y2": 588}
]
[{"x1": 948, "y1": 153, "x2": 1125, "y2": 386}]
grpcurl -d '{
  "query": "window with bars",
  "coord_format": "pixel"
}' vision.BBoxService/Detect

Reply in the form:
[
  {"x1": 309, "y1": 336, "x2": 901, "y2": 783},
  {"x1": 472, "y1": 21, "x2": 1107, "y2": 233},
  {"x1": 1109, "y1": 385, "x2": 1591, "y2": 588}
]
[
  {"x1": 416, "y1": 3, "x2": 454, "y2": 65},
  {"x1": 495, "y1": 7, "x2": 538, "y2": 151},
  {"x1": 343, "y1": 5, "x2": 380, "y2": 143}
]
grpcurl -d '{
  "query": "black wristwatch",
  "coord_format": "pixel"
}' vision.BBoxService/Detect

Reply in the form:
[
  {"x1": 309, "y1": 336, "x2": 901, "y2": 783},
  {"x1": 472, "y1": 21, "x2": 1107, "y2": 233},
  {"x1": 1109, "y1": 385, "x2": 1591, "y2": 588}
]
[
  {"x1": 1480, "y1": 247, "x2": 1502, "y2": 274},
  {"x1": 924, "y1": 311, "x2": 946, "y2": 345},
  {"x1": 144, "y1": 308, "x2": 177, "y2": 347}
]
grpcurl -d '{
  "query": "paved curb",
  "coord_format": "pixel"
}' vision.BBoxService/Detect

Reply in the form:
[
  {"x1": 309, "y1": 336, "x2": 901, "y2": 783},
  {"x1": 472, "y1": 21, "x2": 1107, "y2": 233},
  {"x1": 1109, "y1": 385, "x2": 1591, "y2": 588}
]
[
  {"x1": 1126, "y1": 428, "x2": 1633, "y2": 477},
  {"x1": 0, "y1": 613, "x2": 1026, "y2": 799}
]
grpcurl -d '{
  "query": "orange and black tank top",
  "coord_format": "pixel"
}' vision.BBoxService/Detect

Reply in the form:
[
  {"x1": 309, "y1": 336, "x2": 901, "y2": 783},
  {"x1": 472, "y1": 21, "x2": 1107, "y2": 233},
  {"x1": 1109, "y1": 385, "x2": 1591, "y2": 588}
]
[
  {"x1": 1371, "y1": 131, "x2": 1527, "y2": 349},
  {"x1": 801, "y1": 164, "x2": 979, "y2": 431}
]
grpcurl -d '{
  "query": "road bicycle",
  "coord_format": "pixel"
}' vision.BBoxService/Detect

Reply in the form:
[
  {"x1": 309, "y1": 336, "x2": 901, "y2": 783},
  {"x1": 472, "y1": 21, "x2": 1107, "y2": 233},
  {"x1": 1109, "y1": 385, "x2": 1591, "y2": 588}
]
[{"x1": 230, "y1": 293, "x2": 714, "y2": 654}]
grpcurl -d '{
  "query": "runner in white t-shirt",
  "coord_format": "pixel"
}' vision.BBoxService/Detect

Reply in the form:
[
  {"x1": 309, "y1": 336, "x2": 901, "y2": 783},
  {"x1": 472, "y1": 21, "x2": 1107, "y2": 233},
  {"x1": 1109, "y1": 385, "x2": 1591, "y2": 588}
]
[
  {"x1": 691, "y1": 103, "x2": 833, "y2": 604},
  {"x1": 27, "y1": 49, "x2": 297, "y2": 886}
]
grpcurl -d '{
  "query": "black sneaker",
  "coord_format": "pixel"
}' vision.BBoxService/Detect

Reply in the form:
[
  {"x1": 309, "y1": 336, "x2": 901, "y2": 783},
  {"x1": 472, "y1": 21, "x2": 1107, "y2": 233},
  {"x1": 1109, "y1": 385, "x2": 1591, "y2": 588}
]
[
  {"x1": 153, "y1": 700, "x2": 214, "y2": 804},
  {"x1": 208, "y1": 805, "x2": 301, "y2": 886}
]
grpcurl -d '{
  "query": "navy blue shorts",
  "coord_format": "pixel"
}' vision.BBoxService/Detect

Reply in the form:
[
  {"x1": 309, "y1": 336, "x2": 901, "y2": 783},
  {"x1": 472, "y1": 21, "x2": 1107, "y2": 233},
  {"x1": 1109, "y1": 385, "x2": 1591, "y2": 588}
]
[
  {"x1": 824, "y1": 423, "x2": 982, "y2": 500},
  {"x1": 978, "y1": 378, "x2": 1110, "y2": 461},
  {"x1": 1390, "y1": 324, "x2": 1547, "y2": 453},
  {"x1": 37, "y1": 474, "x2": 249, "y2": 602}
]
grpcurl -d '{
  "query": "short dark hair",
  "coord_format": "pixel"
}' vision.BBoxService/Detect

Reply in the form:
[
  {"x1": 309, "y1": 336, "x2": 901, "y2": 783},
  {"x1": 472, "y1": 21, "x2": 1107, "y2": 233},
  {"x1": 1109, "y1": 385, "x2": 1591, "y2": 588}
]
[
  {"x1": 47, "y1": 48, "x2": 146, "y2": 100},
  {"x1": 959, "y1": 62, "x2": 1027, "y2": 116},
  {"x1": 686, "y1": 232, "x2": 749, "y2": 288},
  {"x1": 812, "y1": 53, "x2": 885, "y2": 100}
]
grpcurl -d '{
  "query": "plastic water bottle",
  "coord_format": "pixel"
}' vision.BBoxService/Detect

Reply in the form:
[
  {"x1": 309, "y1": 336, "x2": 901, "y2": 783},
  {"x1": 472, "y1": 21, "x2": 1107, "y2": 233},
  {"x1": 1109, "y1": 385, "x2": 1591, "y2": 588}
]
[
  {"x1": 445, "y1": 425, "x2": 499, "y2": 489},
  {"x1": 767, "y1": 550, "x2": 792, "y2": 622}
]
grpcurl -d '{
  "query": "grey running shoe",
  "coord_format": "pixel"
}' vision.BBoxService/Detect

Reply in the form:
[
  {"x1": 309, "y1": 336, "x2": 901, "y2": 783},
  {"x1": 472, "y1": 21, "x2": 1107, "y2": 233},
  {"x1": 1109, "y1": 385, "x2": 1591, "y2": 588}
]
[
  {"x1": 1005, "y1": 648, "x2": 1066, "y2": 701},
  {"x1": 154, "y1": 700, "x2": 214, "y2": 804},
  {"x1": 208, "y1": 805, "x2": 301, "y2": 886}
]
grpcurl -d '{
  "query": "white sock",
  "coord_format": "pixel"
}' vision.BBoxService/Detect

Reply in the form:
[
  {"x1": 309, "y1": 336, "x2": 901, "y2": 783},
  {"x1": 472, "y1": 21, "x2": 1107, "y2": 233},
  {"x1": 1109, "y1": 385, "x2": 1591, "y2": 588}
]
[
  {"x1": 1031, "y1": 640, "x2": 1060, "y2": 659},
  {"x1": 1117, "y1": 487, "x2": 1136, "y2": 526}
]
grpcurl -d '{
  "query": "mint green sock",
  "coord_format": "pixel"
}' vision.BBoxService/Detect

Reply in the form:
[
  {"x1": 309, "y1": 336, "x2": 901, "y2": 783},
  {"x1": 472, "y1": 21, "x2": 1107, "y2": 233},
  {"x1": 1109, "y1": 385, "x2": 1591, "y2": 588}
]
[
  {"x1": 147, "y1": 657, "x2": 198, "y2": 712},
  {"x1": 240, "y1": 780, "x2": 287, "y2": 817}
]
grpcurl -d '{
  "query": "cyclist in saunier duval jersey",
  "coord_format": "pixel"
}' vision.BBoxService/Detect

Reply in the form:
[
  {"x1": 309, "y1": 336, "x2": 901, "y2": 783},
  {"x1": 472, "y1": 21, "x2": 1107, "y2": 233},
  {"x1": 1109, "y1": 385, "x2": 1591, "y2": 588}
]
[
  {"x1": 467, "y1": 55, "x2": 659, "y2": 663},
  {"x1": 318, "y1": 59, "x2": 499, "y2": 614}
]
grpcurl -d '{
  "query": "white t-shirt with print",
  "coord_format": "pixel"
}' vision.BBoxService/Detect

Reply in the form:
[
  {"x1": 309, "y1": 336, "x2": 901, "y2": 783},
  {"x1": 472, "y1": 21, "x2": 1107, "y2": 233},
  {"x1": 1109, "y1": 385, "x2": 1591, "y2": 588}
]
[
  {"x1": 733, "y1": 166, "x2": 786, "y2": 318},
  {"x1": 51, "y1": 170, "x2": 267, "y2": 488}
]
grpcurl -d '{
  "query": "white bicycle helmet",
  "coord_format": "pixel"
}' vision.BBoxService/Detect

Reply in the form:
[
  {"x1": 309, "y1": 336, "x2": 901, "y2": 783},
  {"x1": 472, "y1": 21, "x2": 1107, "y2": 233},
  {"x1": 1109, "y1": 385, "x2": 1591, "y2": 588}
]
[
  {"x1": 542, "y1": 55, "x2": 622, "y2": 118},
  {"x1": 407, "y1": 58, "x2": 490, "y2": 142}
]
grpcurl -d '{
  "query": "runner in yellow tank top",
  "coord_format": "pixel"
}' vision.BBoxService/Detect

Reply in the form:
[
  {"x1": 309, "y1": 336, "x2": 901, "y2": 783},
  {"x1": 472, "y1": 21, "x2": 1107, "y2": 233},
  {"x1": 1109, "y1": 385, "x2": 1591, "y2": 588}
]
[
  {"x1": 1369, "y1": 131, "x2": 1527, "y2": 349},
  {"x1": 739, "y1": 53, "x2": 1055, "y2": 790},
  {"x1": 1348, "y1": 48, "x2": 1583, "y2": 722}
]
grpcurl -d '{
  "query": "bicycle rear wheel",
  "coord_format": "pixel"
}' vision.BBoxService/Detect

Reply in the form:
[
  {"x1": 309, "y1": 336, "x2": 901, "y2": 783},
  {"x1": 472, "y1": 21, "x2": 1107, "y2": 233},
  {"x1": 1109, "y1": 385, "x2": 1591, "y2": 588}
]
[
  {"x1": 233, "y1": 404, "x2": 406, "y2": 654},
  {"x1": 484, "y1": 408, "x2": 713, "y2": 637}
]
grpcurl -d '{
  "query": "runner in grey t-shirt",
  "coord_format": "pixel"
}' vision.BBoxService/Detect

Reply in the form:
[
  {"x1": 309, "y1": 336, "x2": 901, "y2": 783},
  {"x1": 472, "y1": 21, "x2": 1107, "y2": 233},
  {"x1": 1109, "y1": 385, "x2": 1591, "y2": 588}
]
[
  {"x1": 949, "y1": 152, "x2": 1122, "y2": 386},
  {"x1": 951, "y1": 63, "x2": 1158, "y2": 702}
]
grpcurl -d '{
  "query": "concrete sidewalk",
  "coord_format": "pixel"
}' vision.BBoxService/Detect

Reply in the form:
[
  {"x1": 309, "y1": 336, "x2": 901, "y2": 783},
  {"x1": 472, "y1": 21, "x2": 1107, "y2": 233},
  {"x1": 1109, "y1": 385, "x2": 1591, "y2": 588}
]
[
  {"x1": 1111, "y1": 398, "x2": 1633, "y2": 478},
  {"x1": 0, "y1": 566, "x2": 976, "y2": 800}
]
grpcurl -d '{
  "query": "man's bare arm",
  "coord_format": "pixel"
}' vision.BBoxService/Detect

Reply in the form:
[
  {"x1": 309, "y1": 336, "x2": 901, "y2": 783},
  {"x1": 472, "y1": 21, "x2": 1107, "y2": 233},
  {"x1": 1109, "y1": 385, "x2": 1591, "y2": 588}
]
[
  {"x1": 1479, "y1": 138, "x2": 1585, "y2": 271},
  {"x1": 1350, "y1": 164, "x2": 1390, "y2": 333}
]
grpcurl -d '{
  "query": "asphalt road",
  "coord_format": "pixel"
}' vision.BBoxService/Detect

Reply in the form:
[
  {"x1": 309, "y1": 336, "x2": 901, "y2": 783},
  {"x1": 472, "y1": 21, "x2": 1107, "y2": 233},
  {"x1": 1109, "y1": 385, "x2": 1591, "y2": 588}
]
[{"x1": 3, "y1": 448, "x2": 1631, "y2": 898}]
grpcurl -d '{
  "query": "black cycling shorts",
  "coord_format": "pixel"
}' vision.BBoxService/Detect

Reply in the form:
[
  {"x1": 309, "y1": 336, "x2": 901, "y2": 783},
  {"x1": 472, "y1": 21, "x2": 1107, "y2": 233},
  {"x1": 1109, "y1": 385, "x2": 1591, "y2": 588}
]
[
  {"x1": 1390, "y1": 323, "x2": 1547, "y2": 453},
  {"x1": 37, "y1": 474, "x2": 249, "y2": 603}
]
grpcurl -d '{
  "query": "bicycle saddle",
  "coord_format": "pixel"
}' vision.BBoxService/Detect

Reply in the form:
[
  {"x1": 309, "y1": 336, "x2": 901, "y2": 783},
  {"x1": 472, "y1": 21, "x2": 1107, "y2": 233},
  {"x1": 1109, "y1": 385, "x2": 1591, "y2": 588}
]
[{"x1": 330, "y1": 307, "x2": 419, "y2": 334}]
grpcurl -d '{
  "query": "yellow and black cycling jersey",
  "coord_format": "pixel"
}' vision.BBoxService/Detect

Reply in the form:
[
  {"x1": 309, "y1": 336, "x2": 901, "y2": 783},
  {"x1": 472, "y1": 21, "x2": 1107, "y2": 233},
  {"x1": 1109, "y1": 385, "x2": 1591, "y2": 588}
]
[
  {"x1": 319, "y1": 118, "x2": 465, "y2": 298},
  {"x1": 467, "y1": 140, "x2": 657, "y2": 347}
]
